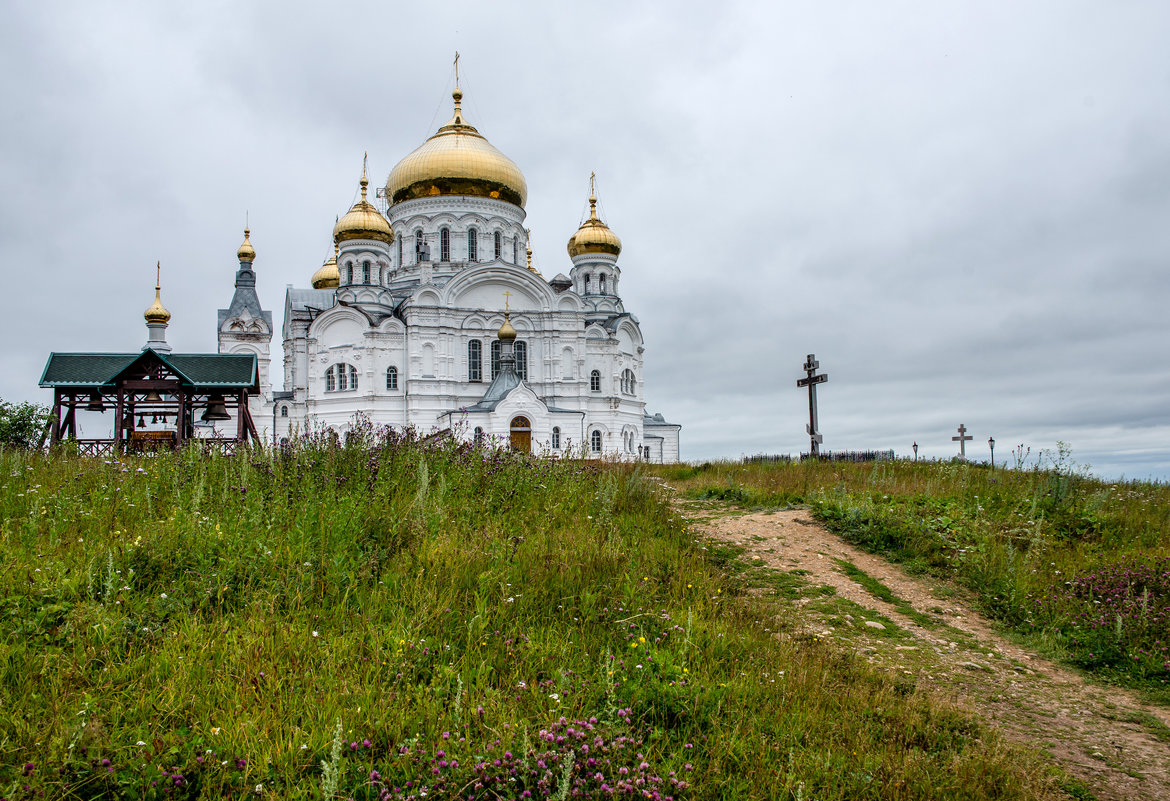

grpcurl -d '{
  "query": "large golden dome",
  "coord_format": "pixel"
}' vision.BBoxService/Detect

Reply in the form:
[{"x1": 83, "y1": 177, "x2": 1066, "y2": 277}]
[
  {"x1": 385, "y1": 87, "x2": 527, "y2": 208},
  {"x1": 567, "y1": 193, "x2": 621, "y2": 258},
  {"x1": 334, "y1": 175, "x2": 394, "y2": 245},
  {"x1": 311, "y1": 244, "x2": 340, "y2": 289}
]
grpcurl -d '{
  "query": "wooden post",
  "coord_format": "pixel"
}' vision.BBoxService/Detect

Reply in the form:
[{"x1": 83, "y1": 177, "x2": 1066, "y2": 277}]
[
  {"x1": 49, "y1": 389, "x2": 62, "y2": 444},
  {"x1": 236, "y1": 391, "x2": 246, "y2": 442},
  {"x1": 114, "y1": 389, "x2": 124, "y2": 454}
]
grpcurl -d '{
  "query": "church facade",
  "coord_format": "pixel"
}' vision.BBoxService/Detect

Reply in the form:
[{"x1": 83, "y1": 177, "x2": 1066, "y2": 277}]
[{"x1": 217, "y1": 81, "x2": 680, "y2": 461}]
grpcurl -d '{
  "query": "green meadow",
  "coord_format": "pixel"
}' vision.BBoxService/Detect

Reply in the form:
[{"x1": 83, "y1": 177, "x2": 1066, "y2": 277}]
[
  {"x1": 652, "y1": 450, "x2": 1170, "y2": 699},
  {"x1": 1, "y1": 432, "x2": 1087, "y2": 799}
]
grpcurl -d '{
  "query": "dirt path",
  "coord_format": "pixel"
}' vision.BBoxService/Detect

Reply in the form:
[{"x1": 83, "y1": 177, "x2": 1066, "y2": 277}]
[{"x1": 688, "y1": 503, "x2": 1170, "y2": 801}]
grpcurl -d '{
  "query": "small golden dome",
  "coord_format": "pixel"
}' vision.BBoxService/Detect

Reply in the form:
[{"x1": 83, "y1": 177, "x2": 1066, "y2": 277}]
[
  {"x1": 144, "y1": 264, "x2": 170, "y2": 324},
  {"x1": 334, "y1": 174, "x2": 394, "y2": 245},
  {"x1": 237, "y1": 227, "x2": 256, "y2": 262},
  {"x1": 385, "y1": 87, "x2": 527, "y2": 208},
  {"x1": 497, "y1": 315, "x2": 517, "y2": 341},
  {"x1": 567, "y1": 193, "x2": 622, "y2": 258},
  {"x1": 311, "y1": 244, "x2": 340, "y2": 289}
]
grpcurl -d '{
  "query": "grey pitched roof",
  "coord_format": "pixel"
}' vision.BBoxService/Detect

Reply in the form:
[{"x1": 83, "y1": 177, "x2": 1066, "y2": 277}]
[
  {"x1": 40, "y1": 350, "x2": 257, "y2": 390},
  {"x1": 217, "y1": 265, "x2": 272, "y2": 330},
  {"x1": 464, "y1": 364, "x2": 522, "y2": 412},
  {"x1": 286, "y1": 288, "x2": 338, "y2": 312}
]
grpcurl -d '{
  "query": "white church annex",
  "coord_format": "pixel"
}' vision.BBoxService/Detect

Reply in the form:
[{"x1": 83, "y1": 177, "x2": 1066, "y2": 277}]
[{"x1": 218, "y1": 78, "x2": 680, "y2": 461}]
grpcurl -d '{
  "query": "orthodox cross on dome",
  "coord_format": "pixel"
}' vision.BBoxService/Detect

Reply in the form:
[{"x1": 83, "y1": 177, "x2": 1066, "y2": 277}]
[
  {"x1": 362, "y1": 152, "x2": 368, "y2": 181},
  {"x1": 796, "y1": 353, "x2": 828, "y2": 456},
  {"x1": 589, "y1": 171, "x2": 596, "y2": 196},
  {"x1": 952, "y1": 423, "x2": 973, "y2": 460},
  {"x1": 502, "y1": 290, "x2": 512, "y2": 313},
  {"x1": 454, "y1": 51, "x2": 460, "y2": 87}
]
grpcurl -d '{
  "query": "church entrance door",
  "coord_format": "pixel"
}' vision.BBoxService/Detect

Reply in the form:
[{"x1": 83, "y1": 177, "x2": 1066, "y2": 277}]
[{"x1": 509, "y1": 416, "x2": 531, "y2": 452}]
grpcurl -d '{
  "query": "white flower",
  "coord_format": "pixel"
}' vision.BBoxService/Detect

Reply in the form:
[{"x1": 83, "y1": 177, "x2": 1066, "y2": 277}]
[
  {"x1": 549, "y1": 693, "x2": 559, "y2": 701},
  {"x1": 312, "y1": 631, "x2": 319, "y2": 638},
  {"x1": 255, "y1": 784, "x2": 264, "y2": 794},
  {"x1": 160, "y1": 593, "x2": 167, "y2": 599},
  {"x1": 136, "y1": 741, "x2": 146, "y2": 746}
]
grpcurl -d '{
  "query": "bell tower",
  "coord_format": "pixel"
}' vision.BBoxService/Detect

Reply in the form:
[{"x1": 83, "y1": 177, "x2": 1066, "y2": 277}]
[{"x1": 217, "y1": 224, "x2": 274, "y2": 402}]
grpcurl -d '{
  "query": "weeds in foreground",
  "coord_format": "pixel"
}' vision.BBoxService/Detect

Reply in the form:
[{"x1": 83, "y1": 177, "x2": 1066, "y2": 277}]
[{"x1": 0, "y1": 435, "x2": 1067, "y2": 798}]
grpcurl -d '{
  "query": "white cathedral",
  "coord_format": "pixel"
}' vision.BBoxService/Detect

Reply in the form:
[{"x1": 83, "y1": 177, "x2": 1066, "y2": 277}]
[{"x1": 216, "y1": 80, "x2": 680, "y2": 461}]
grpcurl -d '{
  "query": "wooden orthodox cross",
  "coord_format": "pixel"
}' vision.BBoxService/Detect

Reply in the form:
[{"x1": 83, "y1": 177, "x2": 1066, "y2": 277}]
[
  {"x1": 796, "y1": 354, "x2": 827, "y2": 456},
  {"x1": 952, "y1": 423, "x2": 973, "y2": 460}
]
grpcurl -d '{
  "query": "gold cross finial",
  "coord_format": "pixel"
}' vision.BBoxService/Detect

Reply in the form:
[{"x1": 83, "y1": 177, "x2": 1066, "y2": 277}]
[
  {"x1": 155, "y1": 260, "x2": 161, "y2": 290},
  {"x1": 503, "y1": 290, "x2": 512, "y2": 313},
  {"x1": 589, "y1": 171, "x2": 596, "y2": 196},
  {"x1": 454, "y1": 51, "x2": 460, "y2": 89},
  {"x1": 362, "y1": 152, "x2": 368, "y2": 181}
]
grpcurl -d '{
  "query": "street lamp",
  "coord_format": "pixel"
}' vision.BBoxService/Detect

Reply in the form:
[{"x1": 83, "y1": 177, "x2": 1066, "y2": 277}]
[
  {"x1": 988, "y1": 436, "x2": 995, "y2": 467},
  {"x1": 912, "y1": 442, "x2": 918, "y2": 462}
]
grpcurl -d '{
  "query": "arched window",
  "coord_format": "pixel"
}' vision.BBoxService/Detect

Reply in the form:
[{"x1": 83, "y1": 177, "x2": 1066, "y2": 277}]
[
  {"x1": 514, "y1": 341, "x2": 528, "y2": 381},
  {"x1": 397, "y1": 237, "x2": 403, "y2": 268},
  {"x1": 325, "y1": 366, "x2": 336, "y2": 392},
  {"x1": 490, "y1": 340, "x2": 501, "y2": 378},
  {"x1": 494, "y1": 231, "x2": 501, "y2": 259},
  {"x1": 512, "y1": 239, "x2": 517, "y2": 263},
  {"x1": 415, "y1": 230, "x2": 424, "y2": 263},
  {"x1": 281, "y1": 405, "x2": 288, "y2": 417},
  {"x1": 349, "y1": 364, "x2": 358, "y2": 390},
  {"x1": 599, "y1": 274, "x2": 607, "y2": 294},
  {"x1": 590, "y1": 370, "x2": 601, "y2": 392},
  {"x1": 386, "y1": 365, "x2": 398, "y2": 390},
  {"x1": 590, "y1": 429, "x2": 602, "y2": 454},
  {"x1": 468, "y1": 340, "x2": 482, "y2": 382},
  {"x1": 584, "y1": 274, "x2": 591, "y2": 294},
  {"x1": 363, "y1": 261, "x2": 371, "y2": 284},
  {"x1": 473, "y1": 426, "x2": 484, "y2": 444},
  {"x1": 337, "y1": 364, "x2": 347, "y2": 391},
  {"x1": 551, "y1": 426, "x2": 561, "y2": 449},
  {"x1": 440, "y1": 227, "x2": 450, "y2": 262},
  {"x1": 468, "y1": 228, "x2": 478, "y2": 262},
  {"x1": 621, "y1": 369, "x2": 636, "y2": 395}
]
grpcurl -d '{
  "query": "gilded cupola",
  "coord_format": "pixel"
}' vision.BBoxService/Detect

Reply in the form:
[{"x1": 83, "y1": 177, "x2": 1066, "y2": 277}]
[
  {"x1": 237, "y1": 226, "x2": 256, "y2": 262},
  {"x1": 385, "y1": 83, "x2": 527, "y2": 208},
  {"x1": 567, "y1": 190, "x2": 622, "y2": 259},
  {"x1": 497, "y1": 314, "x2": 517, "y2": 341},
  {"x1": 144, "y1": 263, "x2": 171, "y2": 324},
  {"x1": 311, "y1": 243, "x2": 341, "y2": 289},
  {"x1": 334, "y1": 162, "x2": 394, "y2": 245}
]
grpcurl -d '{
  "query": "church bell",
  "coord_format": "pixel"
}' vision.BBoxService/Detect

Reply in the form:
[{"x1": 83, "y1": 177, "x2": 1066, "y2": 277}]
[
  {"x1": 201, "y1": 394, "x2": 231, "y2": 421},
  {"x1": 85, "y1": 392, "x2": 105, "y2": 412}
]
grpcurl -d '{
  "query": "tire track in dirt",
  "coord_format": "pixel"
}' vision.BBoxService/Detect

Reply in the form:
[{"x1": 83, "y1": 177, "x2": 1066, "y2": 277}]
[{"x1": 689, "y1": 504, "x2": 1170, "y2": 801}]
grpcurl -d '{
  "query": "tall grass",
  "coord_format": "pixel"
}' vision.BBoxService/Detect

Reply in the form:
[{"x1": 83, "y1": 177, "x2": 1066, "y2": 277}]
[
  {"x1": 653, "y1": 454, "x2": 1170, "y2": 695},
  {"x1": 1, "y1": 432, "x2": 1063, "y2": 799}
]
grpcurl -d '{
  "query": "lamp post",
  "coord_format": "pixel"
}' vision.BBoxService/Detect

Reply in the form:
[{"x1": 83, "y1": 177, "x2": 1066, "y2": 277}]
[
  {"x1": 912, "y1": 442, "x2": 918, "y2": 462},
  {"x1": 988, "y1": 436, "x2": 995, "y2": 467}
]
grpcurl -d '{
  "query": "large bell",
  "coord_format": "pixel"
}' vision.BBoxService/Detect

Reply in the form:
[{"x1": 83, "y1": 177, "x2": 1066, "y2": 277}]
[
  {"x1": 85, "y1": 392, "x2": 105, "y2": 412},
  {"x1": 201, "y1": 394, "x2": 231, "y2": 421},
  {"x1": 144, "y1": 390, "x2": 163, "y2": 403}
]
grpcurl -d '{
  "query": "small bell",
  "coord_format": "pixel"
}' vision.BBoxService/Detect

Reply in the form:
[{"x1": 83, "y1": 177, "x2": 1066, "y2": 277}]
[
  {"x1": 85, "y1": 392, "x2": 105, "y2": 412},
  {"x1": 137, "y1": 415, "x2": 146, "y2": 428}
]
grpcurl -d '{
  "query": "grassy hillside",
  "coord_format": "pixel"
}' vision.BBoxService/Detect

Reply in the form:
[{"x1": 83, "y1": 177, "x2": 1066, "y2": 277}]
[
  {"x1": 3, "y1": 434, "x2": 1066, "y2": 799},
  {"x1": 652, "y1": 452, "x2": 1170, "y2": 699}
]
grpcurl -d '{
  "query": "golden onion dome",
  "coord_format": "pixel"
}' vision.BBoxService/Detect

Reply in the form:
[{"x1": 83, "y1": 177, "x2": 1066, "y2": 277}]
[
  {"x1": 311, "y1": 243, "x2": 340, "y2": 289},
  {"x1": 567, "y1": 193, "x2": 622, "y2": 258},
  {"x1": 144, "y1": 264, "x2": 170, "y2": 324},
  {"x1": 385, "y1": 86, "x2": 527, "y2": 208},
  {"x1": 497, "y1": 315, "x2": 517, "y2": 341},
  {"x1": 334, "y1": 175, "x2": 394, "y2": 245},
  {"x1": 237, "y1": 227, "x2": 256, "y2": 262}
]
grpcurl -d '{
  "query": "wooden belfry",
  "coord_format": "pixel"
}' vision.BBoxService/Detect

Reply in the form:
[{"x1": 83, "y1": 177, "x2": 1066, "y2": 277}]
[
  {"x1": 39, "y1": 349, "x2": 261, "y2": 455},
  {"x1": 797, "y1": 354, "x2": 828, "y2": 456}
]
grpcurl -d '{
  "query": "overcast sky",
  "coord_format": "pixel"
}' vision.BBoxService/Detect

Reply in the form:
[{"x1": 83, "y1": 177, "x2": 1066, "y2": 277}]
[{"x1": 3, "y1": 1, "x2": 1168, "y2": 479}]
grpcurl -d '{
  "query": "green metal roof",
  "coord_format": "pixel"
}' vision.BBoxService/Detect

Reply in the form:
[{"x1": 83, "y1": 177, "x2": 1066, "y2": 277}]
[{"x1": 40, "y1": 350, "x2": 258, "y2": 390}]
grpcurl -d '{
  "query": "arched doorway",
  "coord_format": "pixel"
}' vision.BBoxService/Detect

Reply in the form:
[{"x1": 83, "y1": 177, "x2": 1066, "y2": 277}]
[{"x1": 509, "y1": 415, "x2": 531, "y2": 452}]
